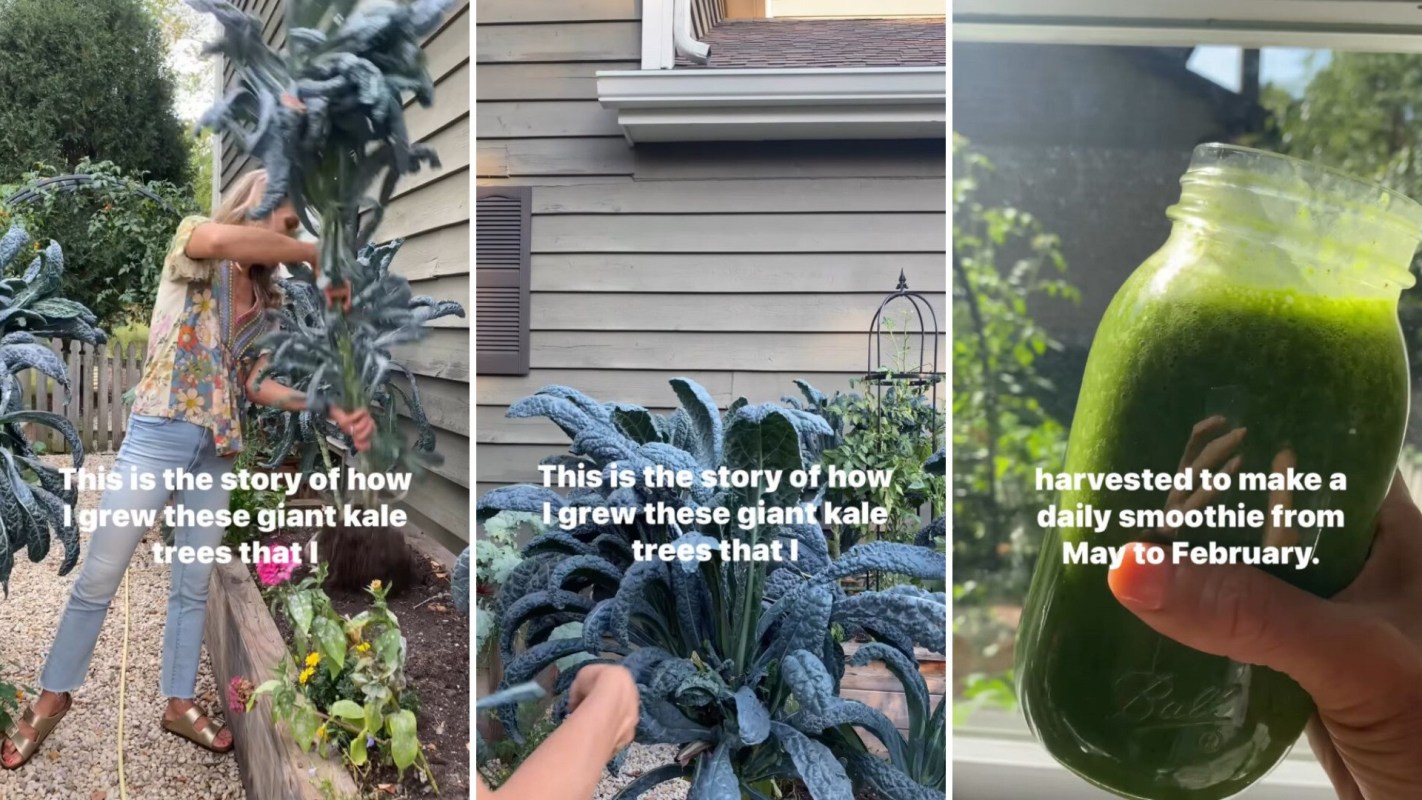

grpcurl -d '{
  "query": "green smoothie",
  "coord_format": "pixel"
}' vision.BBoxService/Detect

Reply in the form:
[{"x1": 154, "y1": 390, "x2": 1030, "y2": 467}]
[{"x1": 1015, "y1": 145, "x2": 1421, "y2": 800}]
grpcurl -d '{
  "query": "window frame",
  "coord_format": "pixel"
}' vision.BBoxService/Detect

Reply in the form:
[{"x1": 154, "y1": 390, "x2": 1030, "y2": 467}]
[
  {"x1": 949, "y1": 3, "x2": 1391, "y2": 796},
  {"x1": 954, "y1": 0, "x2": 1422, "y2": 52}
]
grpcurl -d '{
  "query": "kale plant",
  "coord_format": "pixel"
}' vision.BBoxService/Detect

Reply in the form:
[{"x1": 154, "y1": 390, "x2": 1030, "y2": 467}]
[
  {"x1": 478, "y1": 379, "x2": 947, "y2": 798},
  {"x1": 190, "y1": 0, "x2": 457, "y2": 478},
  {"x1": 253, "y1": 239, "x2": 464, "y2": 476},
  {"x1": 188, "y1": 0, "x2": 449, "y2": 262},
  {"x1": 0, "y1": 223, "x2": 108, "y2": 592}
]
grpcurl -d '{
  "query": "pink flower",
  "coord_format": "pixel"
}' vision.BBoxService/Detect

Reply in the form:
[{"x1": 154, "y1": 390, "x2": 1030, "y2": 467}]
[
  {"x1": 255, "y1": 549, "x2": 298, "y2": 587},
  {"x1": 227, "y1": 676, "x2": 254, "y2": 713}
]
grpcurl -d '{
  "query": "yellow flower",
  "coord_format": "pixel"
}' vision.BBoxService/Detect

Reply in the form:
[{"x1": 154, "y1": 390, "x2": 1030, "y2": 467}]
[
  {"x1": 316, "y1": 724, "x2": 328, "y2": 740},
  {"x1": 369, "y1": 580, "x2": 382, "y2": 591},
  {"x1": 305, "y1": 652, "x2": 321, "y2": 668},
  {"x1": 299, "y1": 667, "x2": 314, "y2": 685},
  {"x1": 355, "y1": 642, "x2": 371, "y2": 654}
]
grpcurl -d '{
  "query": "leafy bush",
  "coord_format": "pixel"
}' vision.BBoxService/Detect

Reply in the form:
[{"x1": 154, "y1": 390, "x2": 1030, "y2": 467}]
[
  {"x1": 249, "y1": 564, "x2": 433, "y2": 787},
  {"x1": 952, "y1": 134, "x2": 1076, "y2": 601},
  {"x1": 479, "y1": 379, "x2": 947, "y2": 798},
  {"x1": 0, "y1": 159, "x2": 197, "y2": 327},
  {"x1": 470, "y1": 512, "x2": 539, "y2": 663},
  {"x1": 797, "y1": 378, "x2": 944, "y2": 554},
  {"x1": 0, "y1": 223, "x2": 108, "y2": 593},
  {"x1": 0, "y1": 0, "x2": 191, "y2": 184}
]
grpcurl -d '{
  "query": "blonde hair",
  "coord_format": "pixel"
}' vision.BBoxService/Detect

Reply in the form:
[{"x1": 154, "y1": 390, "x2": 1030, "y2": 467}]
[
  {"x1": 211, "y1": 168, "x2": 283, "y2": 309},
  {"x1": 214, "y1": 168, "x2": 269, "y2": 224}
]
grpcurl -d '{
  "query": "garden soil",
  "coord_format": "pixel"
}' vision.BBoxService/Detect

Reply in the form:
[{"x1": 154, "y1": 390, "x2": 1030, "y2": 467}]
[{"x1": 257, "y1": 527, "x2": 470, "y2": 797}]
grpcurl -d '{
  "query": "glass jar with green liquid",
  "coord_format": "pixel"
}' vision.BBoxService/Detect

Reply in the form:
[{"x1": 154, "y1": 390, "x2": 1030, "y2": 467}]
[{"x1": 1015, "y1": 144, "x2": 1422, "y2": 799}]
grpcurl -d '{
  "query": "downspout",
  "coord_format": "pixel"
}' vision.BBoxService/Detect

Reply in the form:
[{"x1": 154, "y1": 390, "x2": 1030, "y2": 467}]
[{"x1": 673, "y1": 0, "x2": 711, "y2": 64}]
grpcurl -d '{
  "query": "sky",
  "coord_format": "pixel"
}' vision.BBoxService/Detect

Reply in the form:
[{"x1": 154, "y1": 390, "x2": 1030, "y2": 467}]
[
  {"x1": 1187, "y1": 46, "x2": 1333, "y2": 97},
  {"x1": 167, "y1": 8, "x2": 219, "y2": 122}
]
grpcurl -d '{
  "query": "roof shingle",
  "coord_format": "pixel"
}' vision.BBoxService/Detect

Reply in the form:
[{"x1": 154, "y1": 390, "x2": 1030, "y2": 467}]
[{"x1": 676, "y1": 17, "x2": 946, "y2": 70}]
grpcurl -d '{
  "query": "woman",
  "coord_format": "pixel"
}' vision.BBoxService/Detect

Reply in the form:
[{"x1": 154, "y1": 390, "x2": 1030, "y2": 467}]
[{"x1": 1, "y1": 169, "x2": 375, "y2": 768}]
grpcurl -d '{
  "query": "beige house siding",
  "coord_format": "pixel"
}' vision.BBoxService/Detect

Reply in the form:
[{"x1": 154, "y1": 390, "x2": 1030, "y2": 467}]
[
  {"x1": 476, "y1": 0, "x2": 946, "y2": 495},
  {"x1": 221, "y1": 0, "x2": 472, "y2": 553}
]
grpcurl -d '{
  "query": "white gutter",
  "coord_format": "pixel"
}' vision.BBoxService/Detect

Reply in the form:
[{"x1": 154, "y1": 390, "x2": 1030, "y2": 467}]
[
  {"x1": 597, "y1": 66, "x2": 946, "y2": 143},
  {"x1": 673, "y1": 0, "x2": 711, "y2": 65},
  {"x1": 644, "y1": 0, "x2": 710, "y2": 68}
]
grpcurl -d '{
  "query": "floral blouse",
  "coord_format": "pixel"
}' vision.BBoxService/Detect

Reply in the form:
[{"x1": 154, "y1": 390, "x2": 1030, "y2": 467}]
[{"x1": 130, "y1": 215, "x2": 272, "y2": 456}]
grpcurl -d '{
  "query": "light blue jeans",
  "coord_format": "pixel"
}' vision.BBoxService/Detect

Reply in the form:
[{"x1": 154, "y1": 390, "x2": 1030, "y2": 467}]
[{"x1": 40, "y1": 414, "x2": 233, "y2": 699}]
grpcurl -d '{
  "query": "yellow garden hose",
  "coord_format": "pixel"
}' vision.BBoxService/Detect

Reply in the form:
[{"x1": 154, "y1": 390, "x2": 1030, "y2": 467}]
[{"x1": 117, "y1": 569, "x2": 130, "y2": 800}]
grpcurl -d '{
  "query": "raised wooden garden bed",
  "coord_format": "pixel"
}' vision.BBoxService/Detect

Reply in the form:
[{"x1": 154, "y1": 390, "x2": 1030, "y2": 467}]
[
  {"x1": 206, "y1": 524, "x2": 470, "y2": 798},
  {"x1": 839, "y1": 642, "x2": 946, "y2": 750},
  {"x1": 206, "y1": 557, "x2": 360, "y2": 800}
]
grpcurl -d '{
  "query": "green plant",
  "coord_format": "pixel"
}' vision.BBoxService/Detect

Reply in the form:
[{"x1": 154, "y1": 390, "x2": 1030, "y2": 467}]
[
  {"x1": 1, "y1": 159, "x2": 197, "y2": 327},
  {"x1": 0, "y1": 669, "x2": 31, "y2": 733},
  {"x1": 0, "y1": 223, "x2": 109, "y2": 593},
  {"x1": 475, "y1": 702, "x2": 557, "y2": 790},
  {"x1": 225, "y1": 441, "x2": 285, "y2": 548},
  {"x1": 471, "y1": 512, "x2": 538, "y2": 666},
  {"x1": 479, "y1": 379, "x2": 947, "y2": 798},
  {"x1": 251, "y1": 564, "x2": 434, "y2": 788},
  {"x1": 0, "y1": 0, "x2": 191, "y2": 184},
  {"x1": 817, "y1": 378, "x2": 944, "y2": 553},
  {"x1": 952, "y1": 133, "x2": 1076, "y2": 602}
]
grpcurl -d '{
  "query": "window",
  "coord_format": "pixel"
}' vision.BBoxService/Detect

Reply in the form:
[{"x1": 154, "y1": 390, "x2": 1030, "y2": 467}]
[
  {"x1": 952, "y1": 5, "x2": 1422, "y2": 796},
  {"x1": 475, "y1": 186, "x2": 531, "y2": 377}
]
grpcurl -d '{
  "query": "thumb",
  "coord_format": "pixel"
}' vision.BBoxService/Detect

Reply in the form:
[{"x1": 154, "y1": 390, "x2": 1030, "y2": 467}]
[{"x1": 1109, "y1": 543, "x2": 1395, "y2": 712}]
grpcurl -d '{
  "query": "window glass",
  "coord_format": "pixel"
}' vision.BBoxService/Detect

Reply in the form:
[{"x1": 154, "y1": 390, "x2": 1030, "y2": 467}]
[{"x1": 952, "y1": 41, "x2": 1422, "y2": 719}]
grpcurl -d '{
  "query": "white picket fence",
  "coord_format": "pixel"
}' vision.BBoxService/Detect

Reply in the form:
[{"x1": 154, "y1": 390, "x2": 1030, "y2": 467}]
[{"x1": 21, "y1": 339, "x2": 148, "y2": 454}]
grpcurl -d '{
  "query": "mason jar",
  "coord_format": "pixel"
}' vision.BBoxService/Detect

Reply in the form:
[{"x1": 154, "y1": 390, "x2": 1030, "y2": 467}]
[{"x1": 1015, "y1": 144, "x2": 1422, "y2": 799}]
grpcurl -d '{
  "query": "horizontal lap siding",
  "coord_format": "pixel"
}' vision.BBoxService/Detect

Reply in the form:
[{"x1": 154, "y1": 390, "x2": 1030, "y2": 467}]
[
  {"x1": 475, "y1": 4, "x2": 946, "y2": 491},
  {"x1": 222, "y1": 1, "x2": 473, "y2": 553},
  {"x1": 379, "y1": 2, "x2": 472, "y2": 553}
]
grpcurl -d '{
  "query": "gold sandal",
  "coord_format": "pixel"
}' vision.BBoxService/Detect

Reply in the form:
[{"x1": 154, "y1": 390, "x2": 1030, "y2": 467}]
[
  {"x1": 161, "y1": 704, "x2": 233, "y2": 754},
  {"x1": 1, "y1": 694, "x2": 72, "y2": 770}
]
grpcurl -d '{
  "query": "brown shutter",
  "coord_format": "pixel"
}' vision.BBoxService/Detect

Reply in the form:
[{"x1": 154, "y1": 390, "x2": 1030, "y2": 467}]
[{"x1": 477, "y1": 186, "x2": 532, "y2": 376}]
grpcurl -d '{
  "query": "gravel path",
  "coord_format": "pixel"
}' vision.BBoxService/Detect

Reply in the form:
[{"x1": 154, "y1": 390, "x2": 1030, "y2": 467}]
[
  {"x1": 593, "y1": 744, "x2": 688, "y2": 800},
  {"x1": 0, "y1": 453, "x2": 242, "y2": 800}
]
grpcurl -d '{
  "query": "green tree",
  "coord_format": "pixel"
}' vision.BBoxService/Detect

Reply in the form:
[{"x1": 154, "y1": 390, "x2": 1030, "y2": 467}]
[
  {"x1": 1, "y1": 160, "x2": 198, "y2": 327},
  {"x1": 188, "y1": 128, "x2": 215, "y2": 214},
  {"x1": 952, "y1": 134, "x2": 1078, "y2": 600},
  {"x1": 1262, "y1": 54, "x2": 1422, "y2": 387},
  {"x1": 0, "y1": 0, "x2": 191, "y2": 185},
  {"x1": 1262, "y1": 53, "x2": 1422, "y2": 192}
]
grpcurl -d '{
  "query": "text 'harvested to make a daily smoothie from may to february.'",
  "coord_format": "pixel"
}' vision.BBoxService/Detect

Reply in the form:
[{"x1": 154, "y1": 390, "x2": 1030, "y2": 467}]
[{"x1": 1035, "y1": 466, "x2": 1350, "y2": 569}]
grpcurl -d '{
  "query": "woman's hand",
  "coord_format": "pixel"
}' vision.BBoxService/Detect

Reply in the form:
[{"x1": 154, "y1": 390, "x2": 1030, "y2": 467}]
[
  {"x1": 483, "y1": 665, "x2": 641, "y2": 800},
  {"x1": 324, "y1": 282, "x2": 352, "y2": 312},
  {"x1": 1109, "y1": 472, "x2": 1422, "y2": 800},
  {"x1": 329, "y1": 406, "x2": 376, "y2": 453},
  {"x1": 567, "y1": 665, "x2": 640, "y2": 750}
]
